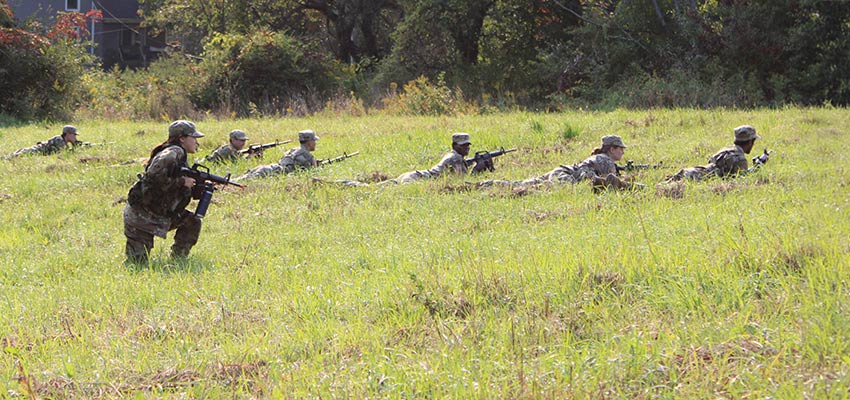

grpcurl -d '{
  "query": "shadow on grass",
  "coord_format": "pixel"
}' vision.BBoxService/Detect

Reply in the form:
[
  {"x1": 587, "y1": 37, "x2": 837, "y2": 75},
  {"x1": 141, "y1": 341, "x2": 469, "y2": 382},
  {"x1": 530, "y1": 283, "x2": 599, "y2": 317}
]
[{"x1": 125, "y1": 256, "x2": 214, "y2": 274}]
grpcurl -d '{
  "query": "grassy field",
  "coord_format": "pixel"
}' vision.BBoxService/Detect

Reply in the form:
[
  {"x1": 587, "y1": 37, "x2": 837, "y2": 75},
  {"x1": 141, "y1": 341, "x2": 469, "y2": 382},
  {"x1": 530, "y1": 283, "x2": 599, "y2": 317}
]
[{"x1": 0, "y1": 108, "x2": 848, "y2": 398}]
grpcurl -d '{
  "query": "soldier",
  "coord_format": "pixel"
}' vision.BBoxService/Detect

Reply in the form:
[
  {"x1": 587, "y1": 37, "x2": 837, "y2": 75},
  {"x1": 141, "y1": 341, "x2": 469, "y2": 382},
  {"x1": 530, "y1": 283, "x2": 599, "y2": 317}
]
[
  {"x1": 381, "y1": 132, "x2": 489, "y2": 184},
  {"x1": 203, "y1": 129, "x2": 256, "y2": 164},
  {"x1": 123, "y1": 120, "x2": 205, "y2": 264},
  {"x1": 480, "y1": 135, "x2": 641, "y2": 190},
  {"x1": 234, "y1": 130, "x2": 319, "y2": 180},
  {"x1": 3, "y1": 125, "x2": 80, "y2": 159},
  {"x1": 666, "y1": 125, "x2": 761, "y2": 182}
]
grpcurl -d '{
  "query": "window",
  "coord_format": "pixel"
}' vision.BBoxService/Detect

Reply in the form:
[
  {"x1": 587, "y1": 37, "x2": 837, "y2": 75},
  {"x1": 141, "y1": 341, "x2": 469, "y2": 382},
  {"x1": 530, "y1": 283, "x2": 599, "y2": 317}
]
[{"x1": 66, "y1": 0, "x2": 79, "y2": 11}]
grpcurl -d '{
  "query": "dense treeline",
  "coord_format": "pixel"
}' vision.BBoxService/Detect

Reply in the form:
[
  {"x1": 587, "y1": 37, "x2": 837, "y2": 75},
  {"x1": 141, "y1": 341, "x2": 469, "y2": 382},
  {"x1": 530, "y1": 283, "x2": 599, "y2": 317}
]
[{"x1": 3, "y1": 0, "x2": 850, "y2": 120}]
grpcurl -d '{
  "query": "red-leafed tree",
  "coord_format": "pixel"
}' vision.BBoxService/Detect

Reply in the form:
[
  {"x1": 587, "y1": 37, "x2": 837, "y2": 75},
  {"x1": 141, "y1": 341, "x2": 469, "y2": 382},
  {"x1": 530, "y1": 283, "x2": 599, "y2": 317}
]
[{"x1": 0, "y1": 1, "x2": 100, "y2": 120}]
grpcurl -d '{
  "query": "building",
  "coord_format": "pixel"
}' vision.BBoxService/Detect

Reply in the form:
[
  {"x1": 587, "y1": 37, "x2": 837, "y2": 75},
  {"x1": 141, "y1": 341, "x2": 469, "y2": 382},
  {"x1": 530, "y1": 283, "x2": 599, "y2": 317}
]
[{"x1": 7, "y1": 0, "x2": 167, "y2": 69}]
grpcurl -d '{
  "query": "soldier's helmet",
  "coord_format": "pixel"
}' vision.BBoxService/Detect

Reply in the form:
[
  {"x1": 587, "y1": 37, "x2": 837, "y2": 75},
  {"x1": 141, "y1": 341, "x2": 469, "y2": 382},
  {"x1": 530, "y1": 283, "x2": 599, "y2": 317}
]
[{"x1": 62, "y1": 125, "x2": 78, "y2": 136}]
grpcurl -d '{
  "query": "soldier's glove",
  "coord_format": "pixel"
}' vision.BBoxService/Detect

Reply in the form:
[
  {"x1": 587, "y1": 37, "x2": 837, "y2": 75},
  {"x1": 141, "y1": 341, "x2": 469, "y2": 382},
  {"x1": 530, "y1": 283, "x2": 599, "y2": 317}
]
[
  {"x1": 473, "y1": 159, "x2": 494, "y2": 173},
  {"x1": 191, "y1": 184, "x2": 206, "y2": 200}
]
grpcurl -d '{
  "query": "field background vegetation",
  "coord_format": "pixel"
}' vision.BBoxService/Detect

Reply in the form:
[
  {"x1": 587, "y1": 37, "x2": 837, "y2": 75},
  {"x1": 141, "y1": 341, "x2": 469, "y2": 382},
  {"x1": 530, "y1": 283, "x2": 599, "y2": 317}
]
[{"x1": 0, "y1": 107, "x2": 849, "y2": 398}]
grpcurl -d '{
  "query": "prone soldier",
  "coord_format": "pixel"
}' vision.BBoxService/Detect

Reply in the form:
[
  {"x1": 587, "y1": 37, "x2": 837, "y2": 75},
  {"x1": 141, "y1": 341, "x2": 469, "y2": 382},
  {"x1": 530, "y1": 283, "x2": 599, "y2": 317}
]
[
  {"x1": 3, "y1": 125, "x2": 81, "y2": 159},
  {"x1": 666, "y1": 125, "x2": 765, "y2": 182}
]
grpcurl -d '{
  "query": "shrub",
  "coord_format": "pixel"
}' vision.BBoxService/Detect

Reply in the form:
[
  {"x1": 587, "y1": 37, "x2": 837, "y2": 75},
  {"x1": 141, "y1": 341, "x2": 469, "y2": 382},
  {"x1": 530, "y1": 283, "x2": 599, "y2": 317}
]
[
  {"x1": 381, "y1": 75, "x2": 477, "y2": 116},
  {"x1": 79, "y1": 53, "x2": 199, "y2": 121},
  {"x1": 0, "y1": 8, "x2": 96, "y2": 120},
  {"x1": 193, "y1": 31, "x2": 342, "y2": 116}
]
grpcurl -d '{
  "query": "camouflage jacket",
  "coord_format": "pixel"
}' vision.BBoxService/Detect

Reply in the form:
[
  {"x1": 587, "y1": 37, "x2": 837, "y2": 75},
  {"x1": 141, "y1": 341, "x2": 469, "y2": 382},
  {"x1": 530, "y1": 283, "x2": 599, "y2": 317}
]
[
  {"x1": 571, "y1": 153, "x2": 618, "y2": 181},
  {"x1": 279, "y1": 145, "x2": 317, "y2": 173},
  {"x1": 667, "y1": 145, "x2": 749, "y2": 182},
  {"x1": 125, "y1": 145, "x2": 193, "y2": 236},
  {"x1": 708, "y1": 145, "x2": 748, "y2": 178},
  {"x1": 394, "y1": 150, "x2": 468, "y2": 183},
  {"x1": 204, "y1": 144, "x2": 240, "y2": 164},
  {"x1": 7, "y1": 135, "x2": 68, "y2": 158}
]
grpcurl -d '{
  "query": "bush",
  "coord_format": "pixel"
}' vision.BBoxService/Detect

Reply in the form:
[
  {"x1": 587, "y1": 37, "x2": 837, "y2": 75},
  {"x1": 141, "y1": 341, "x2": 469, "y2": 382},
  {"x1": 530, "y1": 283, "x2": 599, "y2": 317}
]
[
  {"x1": 79, "y1": 53, "x2": 199, "y2": 121},
  {"x1": 381, "y1": 75, "x2": 477, "y2": 116},
  {"x1": 193, "y1": 31, "x2": 343, "y2": 116},
  {"x1": 0, "y1": 9, "x2": 94, "y2": 120}
]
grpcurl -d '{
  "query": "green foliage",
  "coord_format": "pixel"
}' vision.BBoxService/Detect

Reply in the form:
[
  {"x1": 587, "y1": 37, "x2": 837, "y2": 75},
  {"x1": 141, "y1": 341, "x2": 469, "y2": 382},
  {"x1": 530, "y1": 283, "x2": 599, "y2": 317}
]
[
  {"x1": 559, "y1": 122, "x2": 580, "y2": 140},
  {"x1": 0, "y1": 7, "x2": 94, "y2": 120},
  {"x1": 79, "y1": 53, "x2": 199, "y2": 121},
  {"x1": 194, "y1": 31, "x2": 342, "y2": 116},
  {"x1": 381, "y1": 75, "x2": 477, "y2": 116}
]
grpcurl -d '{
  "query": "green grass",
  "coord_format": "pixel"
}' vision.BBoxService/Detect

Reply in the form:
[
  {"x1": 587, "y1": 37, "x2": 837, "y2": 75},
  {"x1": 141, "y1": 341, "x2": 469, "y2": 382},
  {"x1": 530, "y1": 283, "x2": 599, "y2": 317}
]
[{"x1": 1, "y1": 108, "x2": 849, "y2": 398}]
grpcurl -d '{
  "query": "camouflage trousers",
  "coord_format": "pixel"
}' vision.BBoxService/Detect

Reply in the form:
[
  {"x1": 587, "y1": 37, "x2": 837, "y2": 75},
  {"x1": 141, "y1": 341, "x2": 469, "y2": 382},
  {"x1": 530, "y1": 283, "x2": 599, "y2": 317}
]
[{"x1": 124, "y1": 208, "x2": 202, "y2": 264}]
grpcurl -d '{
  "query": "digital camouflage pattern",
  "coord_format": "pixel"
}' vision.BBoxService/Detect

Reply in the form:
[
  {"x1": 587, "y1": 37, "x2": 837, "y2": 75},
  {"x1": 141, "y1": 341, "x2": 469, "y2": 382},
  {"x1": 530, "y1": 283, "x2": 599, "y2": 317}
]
[
  {"x1": 480, "y1": 153, "x2": 617, "y2": 187},
  {"x1": 234, "y1": 145, "x2": 317, "y2": 181},
  {"x1": 667, "y1": 145, "x2": 749, "y2": 182},
  {"x1": 124, "y1": 144, "x2": 201, "y2": 262},
  {"x1": 4, "y1": 135, "x2": 68, "y2": 159},
  {"x1": 389, "y1": 150, "x2": 468, "y2": 184},
  {"x1": 234, "y1": 163, "x2": 286, "y2": 181},
  {"x1": 279, "y1": 145, "x2": 317, "y2": 173},
  {"x1": 204, "y1": 144, "x2": 240, "y2": 164}
]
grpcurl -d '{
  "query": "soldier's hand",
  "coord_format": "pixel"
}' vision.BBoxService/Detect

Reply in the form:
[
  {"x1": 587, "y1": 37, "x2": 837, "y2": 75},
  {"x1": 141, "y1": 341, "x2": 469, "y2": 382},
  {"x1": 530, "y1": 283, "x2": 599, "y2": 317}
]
[{"x1": 182, "y1": 177, "x2": 196, "y2": 188}]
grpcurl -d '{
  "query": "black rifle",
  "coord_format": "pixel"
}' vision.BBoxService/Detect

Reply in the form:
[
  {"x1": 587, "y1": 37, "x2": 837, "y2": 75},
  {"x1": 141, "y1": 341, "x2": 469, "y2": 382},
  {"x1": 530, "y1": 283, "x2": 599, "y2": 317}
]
[
  {"x1": 318, "y1": 151, "x2": 360, "y2": 166},
  {"x1": 615, "y1": 160, "x2": 663, "y2": 173},
  {"x1": 464, "y1": 147, "x2": 517, "y2": 172},
  {"x1": 179, "y1": 163, "x2": 245, "y2": 218},
  {"x1": 752, "y1": 148, "x2": 773, "y2": 167},
  {"x1": 238, "y1": 139, "x2": 292, "y2": 156}
]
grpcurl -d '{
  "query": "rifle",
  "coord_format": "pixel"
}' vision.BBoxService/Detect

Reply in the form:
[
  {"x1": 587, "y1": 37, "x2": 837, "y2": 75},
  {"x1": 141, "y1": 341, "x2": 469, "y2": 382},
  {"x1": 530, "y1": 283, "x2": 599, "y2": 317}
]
[
  {"x1": 464, "y1": 147, "x2": 517, "y2": 172},
  {"x1": 318, "y1": 151, "x2": 360, "y2": 166},
  {"x1": 72, "y1": 141, "x2": 113, "y2": 148},
  {"x1": 615, "y1": 160, "x2": 663, "y2": 173},
  {"x1": 238, "y1": 139, "x2": 292, "y2": 156},
  {"x1": 179, "y1": 163, "x2": 245, "y2": 218},
  {"x1": 752, "y1": 148, "x2": 773, "y2": 167}
]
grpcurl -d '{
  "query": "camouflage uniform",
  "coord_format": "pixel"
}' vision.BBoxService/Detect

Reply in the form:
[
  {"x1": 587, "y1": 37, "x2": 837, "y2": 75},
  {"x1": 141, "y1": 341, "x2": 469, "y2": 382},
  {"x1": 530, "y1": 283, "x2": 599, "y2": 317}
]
[
  {"x1": 234, "y1": 130, "x2": 318, "y2": 181},
  {"x1": 123, "y1": 121, "x2": 205, "y2": 263},
  {"x1": 388, "y1": 150, "x2": 468, "y2": 184},
  {"x1": 203, "y1": 144, "x2": 240, "y2": 164},
  {"x1": 203, "y1": 130, "x2": 249, "y2": 164},
  {"x1": 667, "y1": 125, "x2": 759, "y2": 182},
  {"x1": 5, "y1": 136, "x2": 69, "y2": 159},
  {"x1": 279, "y1": 145, "x2": 318, "y2": 173}
]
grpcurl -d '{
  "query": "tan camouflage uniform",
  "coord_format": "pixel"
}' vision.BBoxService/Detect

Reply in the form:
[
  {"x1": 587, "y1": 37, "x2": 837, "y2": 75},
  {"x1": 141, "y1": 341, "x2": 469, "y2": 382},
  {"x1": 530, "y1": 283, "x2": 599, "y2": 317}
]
[
  {"x1": 234, "y1": 130, "x2": 318, "y2": 181},
  {"x1": 123, "y1": 121, "x2": 205, "y2": 263},
  {"x1": 667, "y1": 125, "x2": 759, "y2": 182},
  {"x1": 388, "y1": 150, "x2": 468, "y2": 184},
  {"x1": 204, "y1": 144, "x2": 240, "y2": 164}
]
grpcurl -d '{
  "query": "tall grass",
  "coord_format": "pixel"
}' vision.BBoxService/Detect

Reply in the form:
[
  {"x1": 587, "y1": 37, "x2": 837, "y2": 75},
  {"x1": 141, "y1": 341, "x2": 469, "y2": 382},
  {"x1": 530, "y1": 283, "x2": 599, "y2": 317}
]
[{"x1": 0, "y1": 108, "x2": 848, "y2": 397}]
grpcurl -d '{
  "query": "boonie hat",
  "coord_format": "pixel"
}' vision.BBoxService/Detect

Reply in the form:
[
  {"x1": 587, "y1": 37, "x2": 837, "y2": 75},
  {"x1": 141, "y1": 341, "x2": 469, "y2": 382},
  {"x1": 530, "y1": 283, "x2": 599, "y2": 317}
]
[
  {"x1": 601, "y1": 135, "x2": 627, "y2": 148},
  {"x1": 452, "y1": 132, "x2": 471, "y2": 145},
  {"x1": 168, "y1": 120, "x2": 204, "y2": 139},
  {"x1": 298, "y1": 130, "x2": 319, "y2": 142},
  {"x1": 229, "y1": 129, "x2": 248, "y2": 141},
  {"x1": 734, "y1": 125, "x2": 759, "y2": 142}
]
